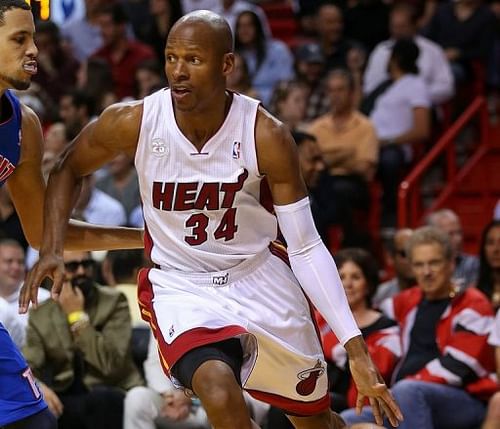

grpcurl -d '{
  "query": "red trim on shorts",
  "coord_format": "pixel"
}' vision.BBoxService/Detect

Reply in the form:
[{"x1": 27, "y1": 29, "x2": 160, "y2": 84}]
[
  {"x1": 137, "y1": 267, "x2": 248, "y2": 370},
  {"x1": 246, "y1": 389, "x2": 330, "y2": 416}
]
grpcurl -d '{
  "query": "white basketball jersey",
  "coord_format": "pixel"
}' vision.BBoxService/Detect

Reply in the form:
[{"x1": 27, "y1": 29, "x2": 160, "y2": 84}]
[{"x1": 135, "y1": 89, "x2": 278, "y2": 272}]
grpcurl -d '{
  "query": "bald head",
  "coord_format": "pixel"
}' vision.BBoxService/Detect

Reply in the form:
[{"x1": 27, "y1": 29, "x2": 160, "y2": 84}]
[{"x1": 170, "y1": 10, "x2": 233, "y2": 55}]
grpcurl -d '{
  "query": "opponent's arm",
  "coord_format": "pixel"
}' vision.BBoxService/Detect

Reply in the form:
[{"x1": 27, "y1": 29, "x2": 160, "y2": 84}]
[
  {"x1": 19, "y1": 102, "x2": 144, "y2": 312},
  {"x1": 255, "y1": 107, "x2": 403, "y2": 426}
]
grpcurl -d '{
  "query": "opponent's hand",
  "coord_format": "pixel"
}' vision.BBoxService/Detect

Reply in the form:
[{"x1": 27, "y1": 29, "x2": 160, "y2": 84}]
[
  {"x1": 40, "y1": 383, "x2": 63, "y2": 418},
  {"x1": 349, "y1": 356, "x2": 403, "y2": 427},
  {"x1": 19, "y1": 253, "x2": 65, "y2": 314},
  {"x1": 160, "y1": 390, "x2": 191, "y2": 421}
]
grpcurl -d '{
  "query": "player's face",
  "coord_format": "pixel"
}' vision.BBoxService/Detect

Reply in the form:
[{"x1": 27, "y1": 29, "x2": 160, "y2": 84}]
[
  {"x1": 339, "y1": 260, "x2": 369, "y2": 309},
  {"x1": 0, "y1": 9, "x2": 38, "y2": 92},
  {"x1": 165, "y1": 24, "x2": 232, "y2": 112},
  {"x1": 410, "y1": 243, "x2": 454, "y2": 300}
]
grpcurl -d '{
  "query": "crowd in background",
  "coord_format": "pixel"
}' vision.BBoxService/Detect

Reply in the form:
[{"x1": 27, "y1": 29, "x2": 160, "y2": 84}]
[{"x1": 0, "y1": 0, "x2": 499, "y2": 428}]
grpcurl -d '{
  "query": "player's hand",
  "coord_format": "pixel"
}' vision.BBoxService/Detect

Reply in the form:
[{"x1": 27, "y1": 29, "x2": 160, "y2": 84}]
[
  {"x1": 40, "y1": 383, "x2": 63, "y2": 418},
  {"x1": 19, "y1": 253, "x2": 65, "y2": 314},
  {"x1": 160, "y1": 390, "x2": 191, "y2": 421},
  {"x1": 349, "y1": 356, "x2": 403, "y2": 427}
]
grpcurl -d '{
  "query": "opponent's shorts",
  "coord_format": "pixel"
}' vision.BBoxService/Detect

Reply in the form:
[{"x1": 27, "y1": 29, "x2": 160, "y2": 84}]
[{"x1": 138, "y1": 244, "x2": 330, "y2": 416}]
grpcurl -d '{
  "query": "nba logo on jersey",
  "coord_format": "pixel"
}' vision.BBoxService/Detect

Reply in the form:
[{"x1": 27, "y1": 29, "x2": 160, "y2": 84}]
[
  {"x1": 151, "y1": 138, "x2": 168, "y2": 157},
  {"x1": 232, "y1": 141, "x2": 241, "y2": 159}
]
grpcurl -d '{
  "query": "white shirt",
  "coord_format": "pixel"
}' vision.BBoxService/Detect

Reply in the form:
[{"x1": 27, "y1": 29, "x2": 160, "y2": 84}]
[
  {"x1": 363, "y1": 35, "x2": 454, "y2": 105},
  {"x1": 84, "y1": 189, "x2": 127, "y2": 226},
  {"x1": 371, "y1": 74, "x2": 431, "y2": 141},
  {"x1": 0, "y1": 297, "x2": 25, "y2": 349},
  {"x1": 4, "y1": 285, "x2": 51, "y2": 334},
  {"x1": 488, "y1": 310, "x2": 500, "y2": 347}
]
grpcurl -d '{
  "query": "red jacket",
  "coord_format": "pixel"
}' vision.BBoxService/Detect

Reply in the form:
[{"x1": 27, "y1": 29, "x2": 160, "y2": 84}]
[
  {"x1": 315, "y1": 311, "x2": 401, "y2": 407},
  {"x1": 380, "y1": 287, "x2": 498, "y2": 400}
]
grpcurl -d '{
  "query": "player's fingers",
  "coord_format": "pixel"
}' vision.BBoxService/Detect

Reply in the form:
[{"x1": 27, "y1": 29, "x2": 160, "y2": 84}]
[
  {"x1": 355, "y1": 393, "x2": 365, "y2": 415},
  {"x1": 379, "y1": 397, "x2": 399, "y2": 427},
  {"x1": 19, "y1": 268, "x2": 40, "y2": 313},
  {"x1": 380, "y1": 387, "x2": 403, "y2": 422},
  {"x1": 51, "y1": 270, "x2": 64, "y2": 301},
  {"x1": 369, "y1": 397, "x2": 383, "y2": 426}
]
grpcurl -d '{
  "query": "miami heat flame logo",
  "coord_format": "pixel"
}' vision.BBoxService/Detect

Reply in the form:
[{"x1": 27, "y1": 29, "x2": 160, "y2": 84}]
[{"x1": 295, "y1": 360, "x2": 325, "y2": 396}]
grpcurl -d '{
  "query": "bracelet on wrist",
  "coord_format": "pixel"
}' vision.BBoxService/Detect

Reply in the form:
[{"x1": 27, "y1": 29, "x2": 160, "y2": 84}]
[{"x1": 67, "y1": 311, "x2": 89, "y2": 325}]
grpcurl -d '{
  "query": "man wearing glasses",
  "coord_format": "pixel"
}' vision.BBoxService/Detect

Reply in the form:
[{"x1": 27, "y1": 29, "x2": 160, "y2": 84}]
[
  {"x1": 22, "y1": 251, "x2": 143, "y2": 429},
  {"x1": 341, "y1": 226, "x2": 497, "y2": 429}
]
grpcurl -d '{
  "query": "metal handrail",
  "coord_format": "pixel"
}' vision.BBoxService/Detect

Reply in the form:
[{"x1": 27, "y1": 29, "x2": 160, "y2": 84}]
[{"x1": 398, "y1": 96, "x2": 489, "y2": 227}]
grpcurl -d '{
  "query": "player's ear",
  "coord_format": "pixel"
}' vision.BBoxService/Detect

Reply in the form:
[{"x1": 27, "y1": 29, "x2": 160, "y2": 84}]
[{"x1": 222, "y1": 53, "x2": 234, "y2": 77}]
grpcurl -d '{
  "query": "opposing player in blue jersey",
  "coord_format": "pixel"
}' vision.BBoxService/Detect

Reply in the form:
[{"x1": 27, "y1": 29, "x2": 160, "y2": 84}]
[{"x1": 0, "y1": 1, "x2": 142, "y2": 427}]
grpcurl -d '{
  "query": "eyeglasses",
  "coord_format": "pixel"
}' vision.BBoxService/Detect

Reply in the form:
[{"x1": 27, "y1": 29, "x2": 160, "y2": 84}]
[{"x1": 64, "y1": 259, "x2": 94, "y2": 273}]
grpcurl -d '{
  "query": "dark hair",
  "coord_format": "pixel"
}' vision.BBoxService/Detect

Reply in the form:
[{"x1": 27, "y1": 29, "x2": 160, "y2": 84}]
[
  {"x1": 269, "y1": 79, "x2": 308, "y2": 117},
  {"x1": 35, "y1": 20, "x2": 61, "y2": 43},
  {"x1": 390, "y1": 38, "x2": 419, "y2": 74},
  {"x1": 235, "y1": 10, "x2": 267, "y2": 73},
  {"x1": 107, "y1": 249, "x2": 145, "y2": 283},
  {"x1": 292, "y1": 130, "x2": 317, "y2": 147},
  {"x1": 0, "y1": 0, "x2": 30, "y2": 26},
  {"x1": 334, "y1": 248, "x2": 380, "y2": 307},
  {"x1": 477, "y1": 220, "x2": 500, "y2": 302},
  {"x1": 97, "y1": 3, "x2": 128, "y2": 24},
  {"x1": 62, "y1": 89, "x2": 96, "y2": 117},
  {"x1": 390, "y1": 2, "x2": 419, "y2": 26}
]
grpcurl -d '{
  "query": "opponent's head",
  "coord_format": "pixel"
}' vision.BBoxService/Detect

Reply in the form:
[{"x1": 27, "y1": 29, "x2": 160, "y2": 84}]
[
  {"x1": 0, "y1": 0, "x2": 37, "y2": 92},
  {"x1": 165, "y1": 10, "x2": 234, "y2": 112}
]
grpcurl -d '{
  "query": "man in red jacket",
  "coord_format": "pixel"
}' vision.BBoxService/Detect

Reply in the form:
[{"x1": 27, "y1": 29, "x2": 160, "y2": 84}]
[{"x1": 341, "y1": 226, "x2": 496, "y2": 429}]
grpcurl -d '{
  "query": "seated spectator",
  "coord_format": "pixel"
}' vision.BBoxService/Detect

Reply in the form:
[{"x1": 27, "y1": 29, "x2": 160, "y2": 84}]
[
  {"x1": 341, "y1": 226, "x2": 497, "y2": 429},
  {"x1": 124, "y1": 335, "x2": 211, "y2": 429},
  {"x1": 214, "y1": 0, "x2": 271, "y2": 38},
  {"x1": 476, "y1": 220, "x2": 500, "y2": 310},
  {"x1": 235, "y1": 10, "x2": 294, "y2": 105},
  {"x1": 59, "y1": 89, "x2": 95, "y2": 141},
  {"x1": 308, "y1": 69, "x2": 379, "y2": 247},
  {"x1": 226, "y1": 52, "x2": 260, "y2": 99},
  {"x1": 372, "y1": 228, "x2": 415, "y2": 308},
  {"x1": 134, "y1": 59, "x2": 167, "y2": 100},
  {"x1": 345, "y1": 43, "x2": 367, "y2": 108},
  {"x1": 370, "y1": 38, "x2": 431, "y2": 227},
  {"x1": 77, "y1": 57, "x2": 116, "y2": 115},
  {"x1": 294, "y1": 43, "x2": 330, "y2": 122},
  {"x1": 269, "y1": 80, "x2": 309, "y2": 132},
  {"x1": 44, "y1": 122, "x2": 68, "y2": 155},
  {"x1": 92, "y1": 4, "x2": 156, "y2": 100},
  {"x1": 317, "y1": 248, "x2": 400, "y2": 410},
  {"x1": 422, "y1": 0, "x2": 496, "y2": 84},
  {"x1": 363, "y1": 3, "x2": 454, "y2": 105},
  {"x1": 23, "y1": 251, "x2": 143, "y2": 429},
  {"x1": 427, "y1": 208, "x2": 480, "y2": 289},
  {"x1": 33, "y1": 20, "x2": 80, "y2": 106},
  {"x1": 482, "y1": 309, "x2": 500, "y2": 429}
]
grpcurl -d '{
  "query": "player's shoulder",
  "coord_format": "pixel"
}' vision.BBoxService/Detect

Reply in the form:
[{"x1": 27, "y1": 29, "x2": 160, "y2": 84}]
[
  {"x1": 20, "y1": 103, "x2": 42, "y2": 129},
  {"x1": 255, "y1": 105, "x2": 290, "y2": 144}
]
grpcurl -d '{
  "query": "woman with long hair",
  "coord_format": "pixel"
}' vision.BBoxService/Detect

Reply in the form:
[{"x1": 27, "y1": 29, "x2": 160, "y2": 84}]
[{"x1": 477, "y1": 220, "x2": 500, "y2": 310}]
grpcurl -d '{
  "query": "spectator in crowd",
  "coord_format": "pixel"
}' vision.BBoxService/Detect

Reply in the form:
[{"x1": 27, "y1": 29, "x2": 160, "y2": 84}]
[
  {"x1": 0, "y1": 187, "x2": 27, "y2": 251},
  {"x1": 423, "y1": 0, "x2": 496, "y2": 83},
  {"x1": 234, "y1": 10, "x2": 294, "y2": 105},
  {"x1": 317, "y1": 248, "x2": 400, "y2": 411},
  {"x1": 426, "y1": 208, "x2": 480, "y2": 289},
  {"x1": 95, "y1": 153, "x2": 141, "y2": 223},
  {"x1": 345, "y1": 43, "x2": 367, "y2": 108},
  {"x1": 315, "y1": 3, "x2": 354, "y2": 71},
  {"x1": 23, "y1": 250, "x2": 143, "y2": 429},
  {"x1": 269, "y1": 80, "x2": 309, "y2": 132},
  {"x1": 476, "y1": 220, "x2": 500, "y2": 310},
  {"x1": 124, "y1": 335, "x2": 211, "y2": 429},
  {"x1": 0, "y1": 295, "x2": 24, "y2": 349},
  {"x1": 372, "y1": 228, "x2": 415, "y2": 308},
  {"x1": 33, "y1": 20, "x2": 80, "y2": 106},
  {"x1": 214, "y1": 0, "x2": 271, "y2": 38},
  {"x1": 59, "y1": 89, "x2": 96, "y2": 141},
  {"x1": 134, "y1": 59, "x2": 167, "y2": 100},
  {"x1": 180, "y1": 0, "x2": 219, "y2": 13},
  {"x1": 226, "y1": 52, "x2": 259, "y2": 99},
  {"x1": 137, "y1": 0, "x2": 183, "y2": 66},
  {"x1": 364, "y1": 3, "x2": 454, "y2": 105},
  {"x1": 0, "y1": 239, "x2": 49, "y2": 334},
  {"x1": 44, "y1": 122, "x2": 68, "y2": 155},
  {"x1": 341, "y1": 226, "x2": 497, "y2": 429},
  {"x1": 308, "y1": 68, "x2": 378, "y2": 247},
  {"x1": 294, "y1": 42, "x2": 330, "y2": 121},
  {"x1": 370, "y1": 38, "x2": 431, "y2": 227},
  {"x1": 343, "y1": 0, "x2": 390, "y2": 52},
  {"x1": 62, "y1": 0, "x2": 104, "y2": 62},
  {"x1": 92, "y1": 4, "x2": 156, "y2": 100},
  {"x1": 77, "y1": 57, "x2": 116, "y2": 115},
  {"x1": 482, "y1": 309, "x2": 500, "y2": 429}
]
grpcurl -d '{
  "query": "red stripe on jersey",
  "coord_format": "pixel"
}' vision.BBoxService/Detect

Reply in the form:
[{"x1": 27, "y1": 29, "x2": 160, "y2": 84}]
[
  {"x1": 143, "y1": 224, "x2": 153, "y2": 260},
  {"x1": 246, "y1": 389, "x2": 330, "y2": 416}
]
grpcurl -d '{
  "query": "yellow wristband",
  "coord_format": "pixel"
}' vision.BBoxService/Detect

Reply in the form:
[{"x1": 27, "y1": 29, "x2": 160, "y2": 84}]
[{"x1": 67, "y1": 311, "x2": 86, "y2": 325}]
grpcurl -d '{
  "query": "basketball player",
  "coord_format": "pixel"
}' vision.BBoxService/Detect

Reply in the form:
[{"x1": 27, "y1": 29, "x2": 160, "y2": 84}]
[
  {"x1": 0, "y1": 1, "x2": 141, "y2": 427},
  {"x1": 22, "y1": 10, "x2": 403, "y2": 429}
]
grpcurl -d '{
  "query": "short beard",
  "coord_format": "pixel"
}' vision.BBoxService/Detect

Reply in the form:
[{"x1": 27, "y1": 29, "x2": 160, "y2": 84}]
[{"x1": 0, "y1": 73, "x2": 30, "y2": 91}]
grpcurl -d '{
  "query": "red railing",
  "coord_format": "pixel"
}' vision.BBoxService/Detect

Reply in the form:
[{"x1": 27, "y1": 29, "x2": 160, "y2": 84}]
[{"x1": 398, "y1": 96, "x2": 490, "y2": 227}]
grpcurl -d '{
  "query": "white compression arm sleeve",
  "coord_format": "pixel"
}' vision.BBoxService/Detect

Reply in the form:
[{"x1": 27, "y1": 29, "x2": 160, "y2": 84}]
[{"x1": 274, "y1": 197, "x2": 361, "y2": 345}]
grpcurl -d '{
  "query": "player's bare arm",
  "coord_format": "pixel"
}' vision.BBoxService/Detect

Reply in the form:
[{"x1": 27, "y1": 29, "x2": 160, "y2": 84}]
[
  {"x1": 19, "y1": 102, "x2": 144, "y2": 313},
  {"x1": 256, "y1": 107, "x2": 403, "y2": 426}
]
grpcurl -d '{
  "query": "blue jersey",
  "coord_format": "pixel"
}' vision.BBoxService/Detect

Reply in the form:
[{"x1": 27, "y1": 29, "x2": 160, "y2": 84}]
[
  {"x1": 0, "y1": 90, "x2": 47, "y2": 425},
  {"x1": 0, "y1": 90, "x2": 22, "y2": 187}
]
